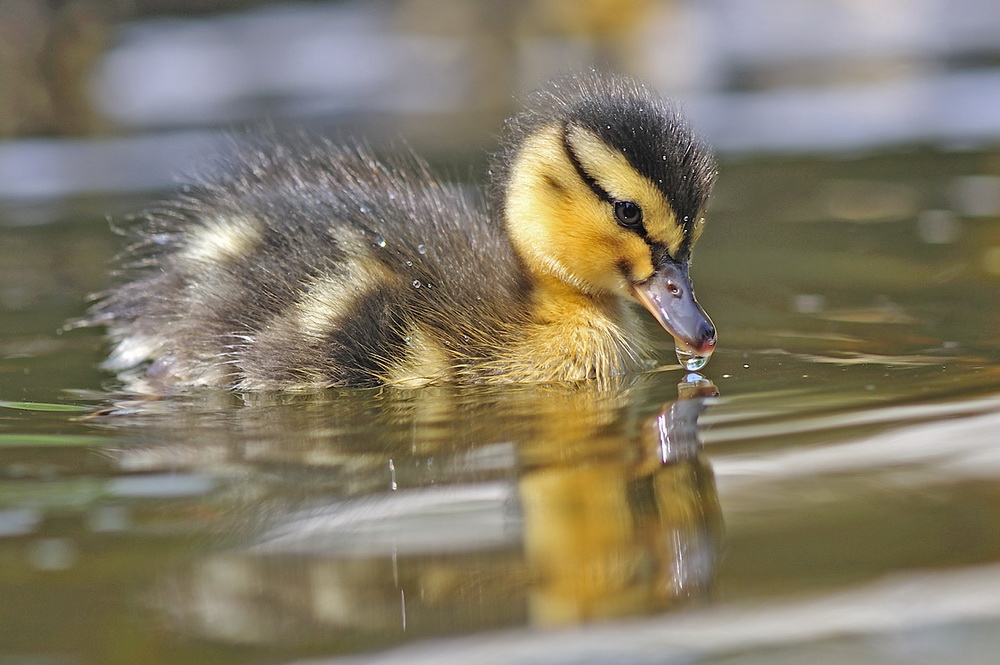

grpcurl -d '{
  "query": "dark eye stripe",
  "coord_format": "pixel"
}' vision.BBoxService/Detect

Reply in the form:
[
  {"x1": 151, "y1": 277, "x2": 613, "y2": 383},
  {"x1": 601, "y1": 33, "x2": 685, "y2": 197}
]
[
  {"x1": 561, "y1": 123, "x2": 667, "y2": 252},
  {"x1": 650, "y1": 241, "x2": 669, "y2": 266},
  {"x1": 561, "y1": 124, "x2": 613, "y2": 204}
]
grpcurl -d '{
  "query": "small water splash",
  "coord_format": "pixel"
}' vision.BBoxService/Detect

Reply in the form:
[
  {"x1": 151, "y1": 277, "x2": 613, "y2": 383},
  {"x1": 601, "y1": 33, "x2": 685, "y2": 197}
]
[
  {"x1": 374, "y1": 235, "x2": 386, "y2": 248},
  {"x1": 676, "y1": 346, "x2": 709, "y2": 371}
]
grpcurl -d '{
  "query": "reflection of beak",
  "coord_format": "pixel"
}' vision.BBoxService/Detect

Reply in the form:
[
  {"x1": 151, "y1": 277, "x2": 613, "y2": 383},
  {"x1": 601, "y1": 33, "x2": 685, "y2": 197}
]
[{"x1": 630, "y1": 259, "x2": 716, "y2": 359}]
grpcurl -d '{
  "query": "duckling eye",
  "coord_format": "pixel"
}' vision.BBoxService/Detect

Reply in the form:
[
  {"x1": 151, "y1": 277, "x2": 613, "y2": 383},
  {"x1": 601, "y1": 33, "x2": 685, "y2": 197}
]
[{"x1": 614, "y1": 201, "x2": 643, "y2": 229}]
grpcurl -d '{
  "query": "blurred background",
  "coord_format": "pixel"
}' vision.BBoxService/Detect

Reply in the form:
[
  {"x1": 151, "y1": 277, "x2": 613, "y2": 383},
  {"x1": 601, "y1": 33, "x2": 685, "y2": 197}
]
[
  {"x1": 5, "y1": 4, "x2": 1000, "y2": 665},
  {"x1": 1, "y1": 0, "x2": 999, "y2": 200}
]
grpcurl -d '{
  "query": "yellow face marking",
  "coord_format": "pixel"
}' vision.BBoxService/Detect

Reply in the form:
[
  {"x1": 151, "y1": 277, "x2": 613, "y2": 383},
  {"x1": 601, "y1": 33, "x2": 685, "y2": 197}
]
[
  {"x1": 506, "y1": 125, "x2": 581, "y2": 278},
  {"x1": 505, "y1": 124, "x2": 687, "y2": 297},
  {"x1": 183, "y1": 215, "x2": 263, "y2": 264},
  {"x1": 564, "y1": 125, "x2": 687, "y2": 257}
]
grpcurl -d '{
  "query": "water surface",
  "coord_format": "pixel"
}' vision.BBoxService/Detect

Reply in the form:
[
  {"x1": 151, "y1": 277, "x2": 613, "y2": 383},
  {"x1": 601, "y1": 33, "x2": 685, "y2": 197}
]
[{"x1": 2, "y1": 148, "x2": 1000, "y2": 665}]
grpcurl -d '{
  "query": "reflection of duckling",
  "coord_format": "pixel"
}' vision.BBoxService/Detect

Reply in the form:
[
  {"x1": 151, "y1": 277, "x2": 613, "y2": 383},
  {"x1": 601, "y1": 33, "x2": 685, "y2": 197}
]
[
  {"x1": 152, "y1": 377, "x2": 722, "y2": 641},
  {"x1": 85, "y1": 71, "x2": 717, "y2": 391},
  {"x1": 519, "y1": 376, "x2": 721, "y2": 625}
]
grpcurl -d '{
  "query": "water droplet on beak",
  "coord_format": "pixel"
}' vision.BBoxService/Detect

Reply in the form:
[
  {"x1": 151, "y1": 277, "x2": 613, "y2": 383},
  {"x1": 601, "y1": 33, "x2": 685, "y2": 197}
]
[{"x1": 675, "y1": 346, "x2": 709, "y2": 371}]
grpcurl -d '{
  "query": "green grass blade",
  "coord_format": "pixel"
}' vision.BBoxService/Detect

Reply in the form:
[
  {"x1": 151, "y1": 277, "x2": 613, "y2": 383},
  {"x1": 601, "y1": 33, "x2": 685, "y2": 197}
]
[
  {"x1": 0, "y1": 433, "x2": 108, "y2": 447},
  {"x1": 0, "y1": 401, "x2": 91, "y2": 413}
]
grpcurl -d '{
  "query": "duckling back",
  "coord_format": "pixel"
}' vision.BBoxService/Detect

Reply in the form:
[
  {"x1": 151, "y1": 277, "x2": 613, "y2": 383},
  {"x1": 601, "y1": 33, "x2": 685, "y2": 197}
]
[{"x1": 90, "y1": 136, "x2": 532, "y2": 390}]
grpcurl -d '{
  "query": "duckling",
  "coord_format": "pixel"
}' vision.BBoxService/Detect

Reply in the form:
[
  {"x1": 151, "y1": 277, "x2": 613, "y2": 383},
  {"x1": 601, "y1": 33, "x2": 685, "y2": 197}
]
[{"x1": 83, "y1": 71, "x2": 717, "y2": 391}]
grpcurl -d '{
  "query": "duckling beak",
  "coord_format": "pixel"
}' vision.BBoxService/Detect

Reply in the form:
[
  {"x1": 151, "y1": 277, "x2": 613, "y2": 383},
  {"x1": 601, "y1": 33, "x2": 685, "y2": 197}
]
[{"x1": 630, "y1": 260, "x2": 716, "y2": 359}]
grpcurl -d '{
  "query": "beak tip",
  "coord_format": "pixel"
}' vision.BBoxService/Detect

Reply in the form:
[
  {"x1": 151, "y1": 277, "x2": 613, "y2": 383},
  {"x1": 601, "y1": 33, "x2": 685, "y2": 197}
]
[
  {"x1": 677, "y1": 335, "x2": 716, "y2": 356},
  {"x1": 685, "y1": 324, "x2": 716, "y2": 357},
  {"x1": 700, "y1": 328, "x2": 717, "y2": 351}
]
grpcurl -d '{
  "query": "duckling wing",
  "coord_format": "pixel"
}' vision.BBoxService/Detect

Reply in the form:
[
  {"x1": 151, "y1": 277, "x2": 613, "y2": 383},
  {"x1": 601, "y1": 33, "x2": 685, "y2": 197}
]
[{"x1": 89, "y1": 134, "x2": 530, "y2": 390}]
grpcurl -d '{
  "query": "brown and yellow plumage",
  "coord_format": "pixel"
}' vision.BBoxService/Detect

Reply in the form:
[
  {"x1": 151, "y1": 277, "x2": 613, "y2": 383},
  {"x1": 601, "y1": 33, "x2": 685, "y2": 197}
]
[{"x1": 83, "y1": 71, "x2": 717, "y2": 391}]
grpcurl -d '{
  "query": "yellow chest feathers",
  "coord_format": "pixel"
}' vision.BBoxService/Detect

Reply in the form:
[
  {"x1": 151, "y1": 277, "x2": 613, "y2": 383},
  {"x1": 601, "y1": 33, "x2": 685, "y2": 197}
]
[
  {"x1": 498, "y1": 287, "x2": 651, "y2": 383},
  {"x1": 381, "y1": 290, "x2": 650, "y2": 388}
]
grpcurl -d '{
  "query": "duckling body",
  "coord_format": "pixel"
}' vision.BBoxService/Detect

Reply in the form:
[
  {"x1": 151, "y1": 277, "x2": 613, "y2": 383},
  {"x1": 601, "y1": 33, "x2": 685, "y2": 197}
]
[{"x1": 87, "y1": 72, "x2": 717, "y2": 391}]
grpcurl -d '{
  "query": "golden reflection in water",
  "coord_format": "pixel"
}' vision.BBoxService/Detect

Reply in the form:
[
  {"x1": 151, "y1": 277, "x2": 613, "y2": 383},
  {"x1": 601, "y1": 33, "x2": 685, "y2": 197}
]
[
  {"x1": 520, "y1": 376, "x2": 721, "y2": 626},
  {"x1": 140, "y1": 375, "x2": 722, "y2": 646}
]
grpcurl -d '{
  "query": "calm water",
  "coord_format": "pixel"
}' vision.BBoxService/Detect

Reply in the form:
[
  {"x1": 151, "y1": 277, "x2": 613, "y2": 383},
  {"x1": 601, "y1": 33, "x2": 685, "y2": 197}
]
[{"x1": 2, "y1": 148, "x2": 1000, "y2": 665}]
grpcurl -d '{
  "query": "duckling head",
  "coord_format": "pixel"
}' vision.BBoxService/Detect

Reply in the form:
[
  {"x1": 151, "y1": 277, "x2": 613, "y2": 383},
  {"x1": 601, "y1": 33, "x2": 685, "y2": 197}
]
[{"x1": 491, "y1": 72, "x2": 718, "y2": 365}]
